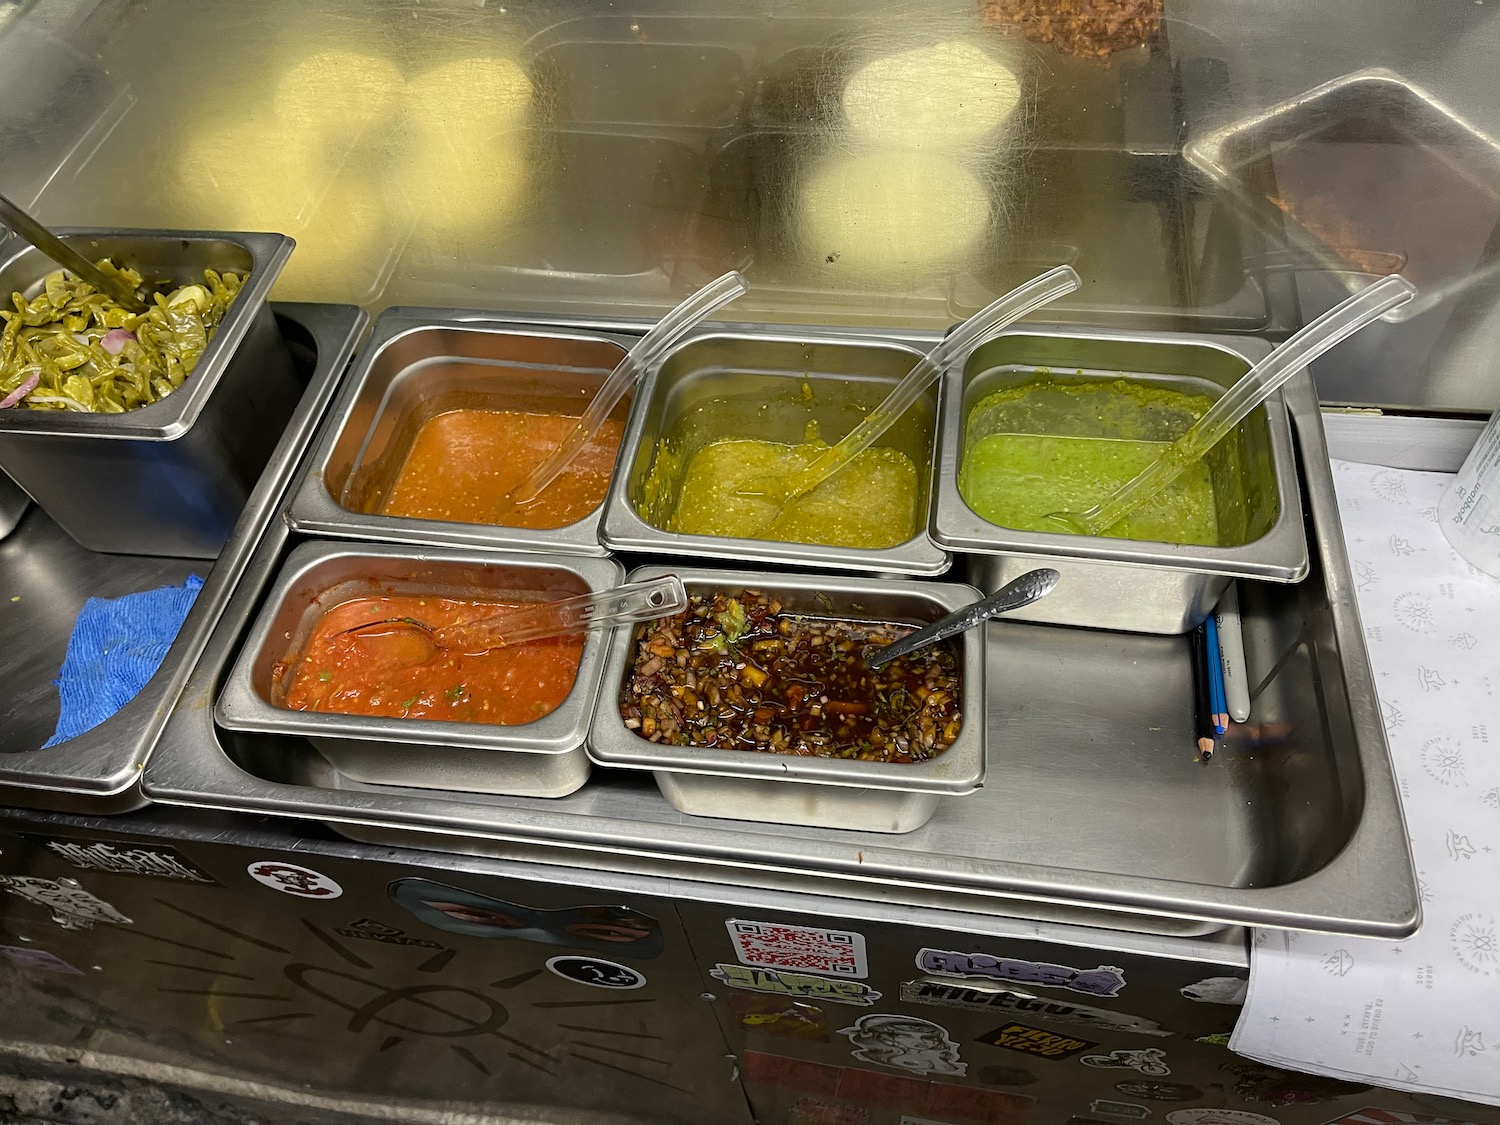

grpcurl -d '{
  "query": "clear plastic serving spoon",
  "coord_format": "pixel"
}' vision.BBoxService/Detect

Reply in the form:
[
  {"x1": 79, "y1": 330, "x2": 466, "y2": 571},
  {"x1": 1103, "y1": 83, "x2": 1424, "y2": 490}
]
[
  {"x1": 738, "y1": 265, "x2": 1082, "y2": 514},
  {"x1": 333, "y1": 574, "x2": 688, "y2": 668},
  {"x1": 507, "y1": 271, "x2": 749, "y2": 507},
  {"x1": 1046, "y1": 274, "x2": 1417, "y2": 539}
]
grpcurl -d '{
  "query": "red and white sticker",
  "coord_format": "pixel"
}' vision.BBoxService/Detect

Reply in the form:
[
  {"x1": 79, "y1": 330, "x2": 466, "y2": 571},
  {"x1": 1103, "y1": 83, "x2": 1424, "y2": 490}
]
[
  {"x1": 246, "y1": 860, "x2": 342, "y2": 899},
  {"x1": 727, "y1": 918, "x2": 868, "y2": 978}
]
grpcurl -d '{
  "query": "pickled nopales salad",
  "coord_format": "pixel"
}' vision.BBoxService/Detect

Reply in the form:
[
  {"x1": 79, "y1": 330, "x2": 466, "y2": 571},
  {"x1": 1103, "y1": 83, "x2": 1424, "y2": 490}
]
[{"x1": 0, "y1": 262, "x2": 244, "y2": 413}]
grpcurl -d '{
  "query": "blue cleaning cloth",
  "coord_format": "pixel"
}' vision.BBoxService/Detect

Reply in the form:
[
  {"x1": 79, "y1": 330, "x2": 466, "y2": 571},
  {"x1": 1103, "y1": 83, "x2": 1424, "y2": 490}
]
[{"x1": 43, "y1": 574, "x2": 204, "y2": 747}]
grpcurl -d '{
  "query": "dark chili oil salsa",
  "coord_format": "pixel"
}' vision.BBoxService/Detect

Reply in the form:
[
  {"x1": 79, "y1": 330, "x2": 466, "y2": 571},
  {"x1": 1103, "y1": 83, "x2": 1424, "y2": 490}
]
[{"x1": 620, "y1": 590, "x2": 963, "y2": 763}]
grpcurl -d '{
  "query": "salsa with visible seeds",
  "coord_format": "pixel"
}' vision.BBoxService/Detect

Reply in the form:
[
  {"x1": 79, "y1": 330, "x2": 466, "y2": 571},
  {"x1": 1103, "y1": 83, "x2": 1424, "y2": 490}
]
[{"x1": 620, "y1": 590, "x2": 962, "y2": 763}]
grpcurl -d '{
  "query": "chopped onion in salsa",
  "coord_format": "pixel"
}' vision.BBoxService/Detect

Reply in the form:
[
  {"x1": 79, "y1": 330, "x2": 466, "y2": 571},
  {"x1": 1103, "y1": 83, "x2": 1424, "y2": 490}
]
[{"x1": 620, "y1": 590, "x2": 962, "y2": 763}]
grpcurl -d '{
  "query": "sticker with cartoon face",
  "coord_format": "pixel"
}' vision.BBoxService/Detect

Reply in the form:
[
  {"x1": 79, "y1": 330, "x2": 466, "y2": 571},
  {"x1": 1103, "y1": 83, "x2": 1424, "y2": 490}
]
[
  {"x1": 544, "y1": 955, "x2": 646, "y2": 990},
  {"x1": 390, "y1": 878, "x2": 663, "y2": 959},
  {"x1": 836, "y1": 1013, "x2": 966, "y2": 1077},
  {"x1": 246, "y1": 860, "x2": 342, "y2": 899}
]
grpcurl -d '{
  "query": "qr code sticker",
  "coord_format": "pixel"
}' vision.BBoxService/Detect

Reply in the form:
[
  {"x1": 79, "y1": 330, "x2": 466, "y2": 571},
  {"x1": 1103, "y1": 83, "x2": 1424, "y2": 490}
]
[{"x1": 726, "y1": 918, "x2": 868, "y2": 977}]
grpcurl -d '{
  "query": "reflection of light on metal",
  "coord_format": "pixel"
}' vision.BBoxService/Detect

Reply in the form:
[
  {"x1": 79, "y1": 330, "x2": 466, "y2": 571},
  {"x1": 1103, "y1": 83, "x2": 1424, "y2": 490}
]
[{"x1": 1186, "y1": 67, "x2": 1500, "y2": 325}]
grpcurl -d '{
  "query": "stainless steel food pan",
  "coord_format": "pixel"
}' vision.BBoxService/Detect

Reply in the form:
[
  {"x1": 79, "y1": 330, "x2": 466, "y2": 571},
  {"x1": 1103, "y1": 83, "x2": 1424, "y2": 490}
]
[
  {"x1": 216, "y1": 541, "x2": 622, "y2": 797},
  {"x1": 0, "y1": 229, "x2": 296, "y2": 558},
  {"x1": 588, "y1": 565, "x2": 985, "y2": 833},
  {"x1": 288, "y1": 312, "x2": 637, "y2": 557},
  {"x1": 600, "y1": 330, "x2": 949, "y2": 576},
  {"x1": 932, "y1": 326, "x2": 1308, "y2": 633}
]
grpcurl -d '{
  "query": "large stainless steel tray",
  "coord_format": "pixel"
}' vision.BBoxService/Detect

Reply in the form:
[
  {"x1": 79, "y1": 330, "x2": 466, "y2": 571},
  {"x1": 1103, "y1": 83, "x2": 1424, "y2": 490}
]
[
  {"x1": 288, "y1": 312, "x2": 636, "y2": 557},
  {"x1": 143, "y1": 339, "x2": 1417, "y2": 940},
  {"x1": 932, "y1": 325, "x2": 1309, "y2": 633},
  {"x1": 588, "y1": 565, "x2": 986, "y2": 833},
  {"x1": 0, "y1": 230, "x2": 297, "y2": 558},
  {"x1": 0, "y1": 302, "x2": 366, "y2": 813},
  {"x1": 217, "y1": 540, "x2": 621, "y2": 798}
]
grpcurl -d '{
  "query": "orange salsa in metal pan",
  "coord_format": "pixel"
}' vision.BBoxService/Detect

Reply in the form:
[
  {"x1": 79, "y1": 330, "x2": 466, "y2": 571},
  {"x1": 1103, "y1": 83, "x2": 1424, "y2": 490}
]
[{"x1": 382, "y1": 409, "x2": 623, "y2": 530}]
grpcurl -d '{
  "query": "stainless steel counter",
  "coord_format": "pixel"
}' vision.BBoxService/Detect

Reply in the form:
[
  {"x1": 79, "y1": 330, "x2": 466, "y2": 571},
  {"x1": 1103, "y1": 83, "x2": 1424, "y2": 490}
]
[{"x1": 0, "y1": 303, "x2": 366, "y2": 811}]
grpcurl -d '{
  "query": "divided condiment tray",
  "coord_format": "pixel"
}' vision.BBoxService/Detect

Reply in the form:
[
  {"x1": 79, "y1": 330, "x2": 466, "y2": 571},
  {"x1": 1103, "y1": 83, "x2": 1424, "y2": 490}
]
[{"x1": 141, "y1": 329, "x2": 1418, "y2": 938}]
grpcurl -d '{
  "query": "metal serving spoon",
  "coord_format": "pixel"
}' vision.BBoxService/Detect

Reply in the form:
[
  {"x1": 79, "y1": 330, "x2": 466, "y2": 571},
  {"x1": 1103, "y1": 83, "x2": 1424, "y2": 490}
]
[
  {"x1": 864, "y1": 568, "x2": 1060, "y2": 669},
  {"x1": 0, "y1": 191, "x2": 147, "y2": 312},
  {"x1": 332, "y1": 574, "x2": 688, "y2": 669}
]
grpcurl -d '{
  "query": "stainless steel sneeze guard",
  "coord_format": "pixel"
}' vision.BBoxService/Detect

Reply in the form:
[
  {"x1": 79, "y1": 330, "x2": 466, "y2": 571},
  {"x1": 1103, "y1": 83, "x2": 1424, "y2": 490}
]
[
  {"x1": 216, "y1": 541, "x2": 621, "y2": 798},
  {"x1": 288, "y1": 311, "x2": 640, "y2": 557},
  {"x1": 932, "y1": 325, "x2": 1310, "y2": 633},
  {"x1": 587, "y1": 565, "x2": 986, "y2": 833},
  {"x1": 0, "y1": 230, "x2": 298, "y2": 558},
  {"x1": 0, "y1": 302, "x2": 367, "y2": 811},
  {"x1": 141, "y1": 313, "x2": 1419, "y2": 938},
  {"x1": 600, "y1": 328, "x2": 951, "y2": 576}
]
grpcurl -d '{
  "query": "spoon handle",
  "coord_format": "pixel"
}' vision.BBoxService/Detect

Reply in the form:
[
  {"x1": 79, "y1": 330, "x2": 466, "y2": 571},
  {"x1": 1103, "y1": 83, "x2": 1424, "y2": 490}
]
[
  {"x1": 435, "y1": 575, "x2": 688, "y2": 651},
  {"x1": 508, "y1": 272, "x2": 747, "y2": 505},
  {"x1": 865, "y1": 568, "x2": 1060, "y2": 670},
  {"x1": 0, "y1": 192, "x2": 147, "y2": 312},
  {"x1": 779, "y1": 265, "x2": 1081, "y2": 504},
  {"x1": 1065, "y1": 274, "x2": 1416, "y2": 537}
]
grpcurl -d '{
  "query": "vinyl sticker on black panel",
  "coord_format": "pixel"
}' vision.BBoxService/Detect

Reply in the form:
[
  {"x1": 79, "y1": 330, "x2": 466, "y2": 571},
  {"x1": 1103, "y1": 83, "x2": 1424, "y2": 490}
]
[
  {"x1": 728, "y1": 918, "x2": 868, "y2": 978},
  {"x1": 1081, "y1": 1048, "x2": 1171, "y2": 1076},
  {"x1": 712, "y1": 963, "x2": 881, "y2": 1006},
  {"x1": 902, "y1": 979, "x2": 1169, "y2": 1036},
  {"x1": 836, "y1": 1013, "x2": 966, "y2": 1077},
  {"x1": 975, "y1": 1021, "x2": 1096, "y2": 1060},
  {"x1": 0, "y1": 876, "x2": 131, "y2": 929},
  {"x1": 246, "y1": 860, "x2": 342, "y2": 899},
  {"x1": 916, "y1": 948, "x2": 1125, "y2": 997},
  {"x1": 545, "y1": 955, "x2": 646, "y2": 990},
  {"x1": 1090, "y1": 1100, "x2": 1152, "y2": 1120},
  {"x1": 390, "y1": 878, "x2": 663, "y2": 958},
  {"x1": 23, "y1": 835, "x2": 218, "y2": 884}
]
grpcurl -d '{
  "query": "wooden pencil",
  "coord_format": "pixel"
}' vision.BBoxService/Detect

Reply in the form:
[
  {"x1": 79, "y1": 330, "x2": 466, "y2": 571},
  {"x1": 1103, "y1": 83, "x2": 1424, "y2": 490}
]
[
  {"x1": 1204, "y1": 614, "x2": 1229, "y2": 735},
  {"x1": 1191, "y1": 623, "x2": 1216, "y2": 760}
]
